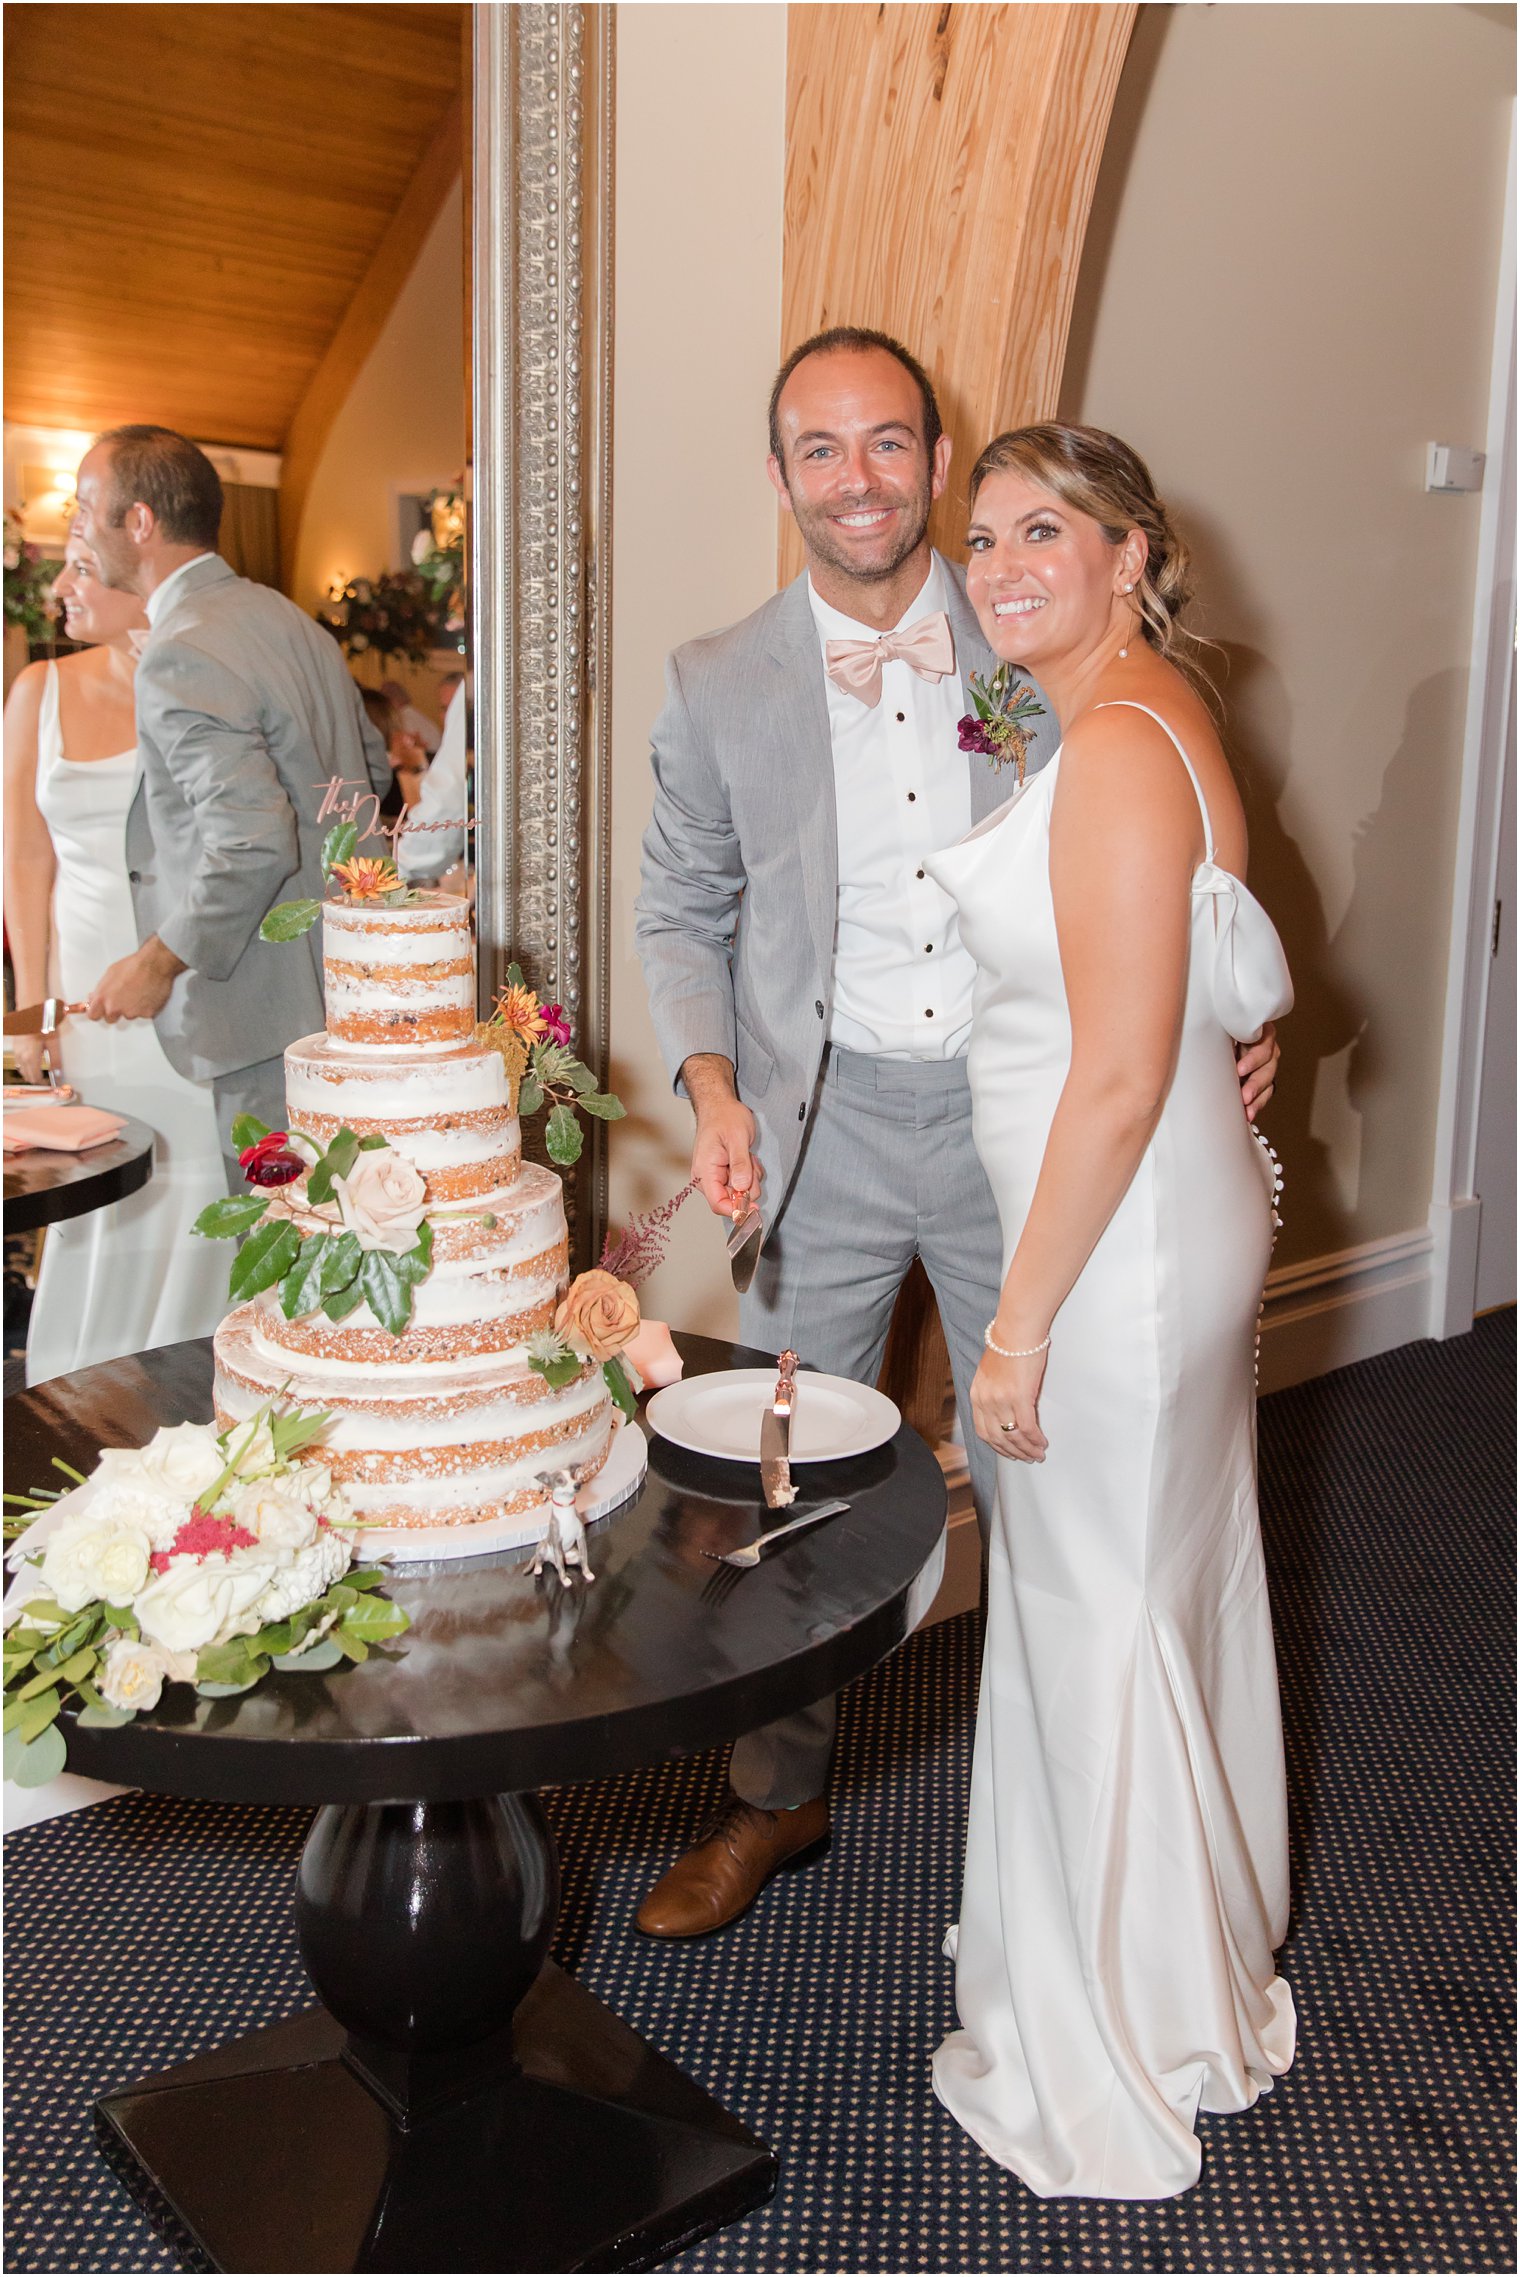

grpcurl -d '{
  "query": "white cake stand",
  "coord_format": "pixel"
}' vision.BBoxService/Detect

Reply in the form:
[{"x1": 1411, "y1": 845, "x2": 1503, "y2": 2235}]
[{"x1": 354, "y1": 1421, "x2": 649, "y2": 1565}]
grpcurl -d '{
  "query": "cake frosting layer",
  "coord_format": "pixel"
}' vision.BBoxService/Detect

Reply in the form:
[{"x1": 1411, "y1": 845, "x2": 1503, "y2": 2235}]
[
  {"x1": 214, "y1": 1307, "x2": 615, "y2": 1526},
  {"x1": 286, "y1": 1034, "x2": 519, "y2": 1201},
  {"x1": 252, "y1": 1162, "x2": 567, "y2": 1365},
  {"x1": 322, "y1": 894, "x2": 476, "y2": 1052}
]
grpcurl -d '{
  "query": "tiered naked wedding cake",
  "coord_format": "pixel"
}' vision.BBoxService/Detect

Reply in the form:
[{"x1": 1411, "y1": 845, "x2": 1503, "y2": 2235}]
[{"x1": 212, "y1": 893, "x2": 616, "y2": 1530}]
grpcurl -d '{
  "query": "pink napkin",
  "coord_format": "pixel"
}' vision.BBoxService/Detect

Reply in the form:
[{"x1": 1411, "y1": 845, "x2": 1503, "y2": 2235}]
[{"x1": 3, "y1": 1106, "x2": 126, "y2": 1154}]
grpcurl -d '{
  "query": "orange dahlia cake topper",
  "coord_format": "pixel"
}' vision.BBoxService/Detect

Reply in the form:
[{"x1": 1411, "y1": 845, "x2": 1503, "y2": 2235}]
[
  {"x1": 328, "y1": 853, "x2": 403, "y2": 902},
  {"x1": 477, "y1": 964, "x2": 624, "y2": 1164}
]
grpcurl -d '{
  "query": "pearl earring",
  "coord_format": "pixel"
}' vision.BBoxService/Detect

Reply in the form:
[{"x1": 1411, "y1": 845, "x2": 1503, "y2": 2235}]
[{"x1": 1119, "y1": 582, "x2": 1135, "y2": 657}]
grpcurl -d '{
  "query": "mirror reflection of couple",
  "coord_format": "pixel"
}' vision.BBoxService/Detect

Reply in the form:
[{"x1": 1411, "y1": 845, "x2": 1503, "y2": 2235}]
[{"x1": 635, "y1": 328, "x2": 1297, "y2": 2201}]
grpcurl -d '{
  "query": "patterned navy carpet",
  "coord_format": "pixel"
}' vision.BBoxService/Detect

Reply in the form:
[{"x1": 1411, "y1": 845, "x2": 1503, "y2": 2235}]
[{"x1": 4, "y1": 1312, "x2": 1513, "y2": 2273}]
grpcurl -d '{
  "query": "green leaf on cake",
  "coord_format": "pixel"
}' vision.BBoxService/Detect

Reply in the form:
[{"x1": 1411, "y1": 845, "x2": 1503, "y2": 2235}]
[
  {"x1": 577, "y1": 1092, "x2": 626, "y2": 1122},
  {"x1": 323, "y1": 1280, "x2": 366, "y2": 1322},
  {"x1": 270, "y1": 1408, "x2": 333, "y2": 1463},
  {"x1": 193, "y1": 1194, "x2": 270, "y2": 1241},
  {"x1": 259, "y1": 898, "x2": 322, "y2": 943},
  {"x1": 316, "y1": 1231, "x2": 363, "y2": 1298},
  {"x1": 280, "y1": 1234, "x2": 332, "y2": 1320},
  {"x1": 603, "y1": 1355, "x2": 638, "y2": 1421},
  {"x1": 529, "y1": 1351, "x2": 584, "y2": 1391},
  {"x1": 229, "y1": 1113, "x2": 272, "y2": 1153},
  {"x1": 516, "y1": 1072, "x2": 544, "y2": 1118},
  {"x1": 506, "y1": 961, "x2": 526, "y2": 991},
  {"x1": 357, "y1": 1133, "x2": 389, "y2": 1151},
  {"x1": 229, "y1": 1219, "x2": 304, "y2": 1302},
  {"x1": 359, "y1": 1247, "x2": 415, "y2": 1336},
  {"x1": 562, "y1": 1059, "x2": 599, "y2": 1097},
  {"x1": 544, "y1": 1104, "x2": 583, "y2": 1166},
  {"x1": 394, "y1": 1220, "x2": 433, "y2": 1285},
  {"x1": 320, "y1": 820, "x2": 360, "y2": 876}
]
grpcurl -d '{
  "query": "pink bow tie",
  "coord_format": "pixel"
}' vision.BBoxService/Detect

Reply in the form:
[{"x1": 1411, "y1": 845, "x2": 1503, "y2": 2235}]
[
  {"x1": 127, "y1": 629, "x2": 150, "y2": 659},
  {"x1": 824, "y1": 610, "x2": 955, "y2": 707}
]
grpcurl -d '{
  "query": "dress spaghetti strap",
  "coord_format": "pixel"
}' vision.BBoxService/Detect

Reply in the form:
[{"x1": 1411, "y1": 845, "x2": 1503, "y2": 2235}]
[{"x1": 1095, "y1": 699, "x2": 1216, "y2": 862}]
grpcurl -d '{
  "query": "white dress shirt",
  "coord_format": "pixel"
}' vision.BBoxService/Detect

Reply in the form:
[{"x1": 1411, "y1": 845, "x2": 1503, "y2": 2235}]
[
  {"x1": 397, "y1": 682, "x2": 469, "y2": 879},
  {"x1": 808, "y1": 559, "x2": 977, "y2": 1059},
  {"x1": 144, "y1": 553, "x2": 214, "y2": 626}
]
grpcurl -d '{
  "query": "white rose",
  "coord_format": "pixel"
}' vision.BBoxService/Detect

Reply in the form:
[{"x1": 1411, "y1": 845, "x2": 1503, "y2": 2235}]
[
  {"x1": 253, "y1": 1531, "x2": 352, "y2": 1625},
  {"x1": 411, "y1": 529, "x2": 433, "y2": 563},
  {"x1": 138, "y1": 1422, "x2": 227, "y2": 1506},
  {"x1": 98, "y1": 1637, "x2": 175, "y2": 1714},
  {"x1": 333, "y1": 1149, "x2": 428, "y2": 1256},
  {"x1": 40, "y1": 1512, "x2": 153, "y2": 1613},
  {"x1": 230, "y1": 1479, "x2": 319, "y2": 1555},
  {"x1": 133, "y1": 1557, "x2": 274, "y2": 1656}
]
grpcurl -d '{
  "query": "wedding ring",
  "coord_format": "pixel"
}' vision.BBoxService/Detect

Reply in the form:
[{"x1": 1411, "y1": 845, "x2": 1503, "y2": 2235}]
[{"x1": 1000, "y1": 1422, "x2": 1017, "y2": 1433}]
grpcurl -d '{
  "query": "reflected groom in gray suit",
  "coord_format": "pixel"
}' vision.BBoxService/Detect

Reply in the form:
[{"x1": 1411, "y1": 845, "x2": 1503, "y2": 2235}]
[
  {"x1": 71, "y1": 426, "x2": 389, "y2": 1183},
  {"x1": 635, "y1": 329, "x2": 1279, "y2": 1942}
]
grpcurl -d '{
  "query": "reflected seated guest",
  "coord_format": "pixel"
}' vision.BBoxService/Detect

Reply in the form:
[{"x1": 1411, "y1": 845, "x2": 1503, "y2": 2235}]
[
  {"x1": 1, "y1": 540, "x2": 228, "y2": 1384},
  {"x1": 358, "y1": 686, "x2": 428, "y2": 819}
]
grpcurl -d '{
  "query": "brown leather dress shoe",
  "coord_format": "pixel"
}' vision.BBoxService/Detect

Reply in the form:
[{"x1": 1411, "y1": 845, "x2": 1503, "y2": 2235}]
[{"x1": 635, "y1": 1793, "x2": 830, "y2": 1938}]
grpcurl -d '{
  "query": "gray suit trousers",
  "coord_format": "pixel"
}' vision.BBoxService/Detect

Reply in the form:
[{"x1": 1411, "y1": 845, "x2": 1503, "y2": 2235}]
[
  {"x1": 212, "y1": 1057, "x2": 288, "y2": 1194},
  {"x1": 730, "y1": 1046, "x2": 1002, "y2": 1810}
]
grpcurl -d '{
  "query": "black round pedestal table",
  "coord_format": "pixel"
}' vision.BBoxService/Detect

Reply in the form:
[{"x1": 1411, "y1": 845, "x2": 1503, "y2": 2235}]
[
  {"x1": 3, "y1": 1112, "x2": 155, "y2": 1233},
  {"x1": 5, "y1": 1335, "x2": 947, "y2": 2274}
]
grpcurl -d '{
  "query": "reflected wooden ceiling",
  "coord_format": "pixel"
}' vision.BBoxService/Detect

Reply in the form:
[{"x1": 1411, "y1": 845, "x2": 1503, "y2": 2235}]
[{"x1": 4, "y1": 1, "x2": 465, "y2": 449}]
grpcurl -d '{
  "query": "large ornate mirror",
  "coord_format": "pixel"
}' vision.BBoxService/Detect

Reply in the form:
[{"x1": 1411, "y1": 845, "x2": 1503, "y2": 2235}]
[{"x1": 468, "y1": 3, "x2": 615, "y2": 1267}]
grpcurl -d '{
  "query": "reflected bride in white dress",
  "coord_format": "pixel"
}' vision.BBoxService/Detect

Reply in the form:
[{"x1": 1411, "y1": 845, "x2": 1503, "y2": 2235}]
[
  {"x1": 926, "y1": 426, "x2": 1296, "y2": 2200},
  {"x1": 2, "y1": 545, "x2": 226, "y2": 1388}
]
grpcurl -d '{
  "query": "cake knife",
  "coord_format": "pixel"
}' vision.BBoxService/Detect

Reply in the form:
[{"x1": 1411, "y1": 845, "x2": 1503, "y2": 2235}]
[
  {"x1": 726, "y1": 1193, "x2": 765, "y2": 1293},
  {"x1": 4, "y1": 998, "x2": 86, "y2": 1037},
  {"x1": 759, "y1": 1348, "x2": 799, "y2": 1508}
]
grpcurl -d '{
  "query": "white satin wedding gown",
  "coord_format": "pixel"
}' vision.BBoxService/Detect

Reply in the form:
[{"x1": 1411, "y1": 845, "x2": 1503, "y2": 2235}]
[
  {"x1": 26, "y1": 661, "x2": 227, "y2": 1386},
  {"x1": 926, "y1": 701, "x2": 1297, "y2": 2199}
]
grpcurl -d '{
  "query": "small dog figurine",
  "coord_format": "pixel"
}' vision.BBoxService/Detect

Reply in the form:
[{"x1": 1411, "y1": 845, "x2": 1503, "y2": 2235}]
[{"x1": 530, "y1": 1468, "x2": 595, "y2": 1587}]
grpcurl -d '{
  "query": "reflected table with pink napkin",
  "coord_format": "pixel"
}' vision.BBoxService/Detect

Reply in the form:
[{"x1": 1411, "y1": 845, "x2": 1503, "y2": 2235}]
[{"x1": 2, "y1": 1102, "x2": 155, "y2": 1234}]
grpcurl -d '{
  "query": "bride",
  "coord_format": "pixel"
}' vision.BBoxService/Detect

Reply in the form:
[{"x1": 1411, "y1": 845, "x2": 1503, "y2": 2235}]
[
  {"x1": 927, "y1": 424, "x2": 1296, "y2": 2198},
  {"x1": 3, "y1": 540, "x2": 227, "y2": 1384}
]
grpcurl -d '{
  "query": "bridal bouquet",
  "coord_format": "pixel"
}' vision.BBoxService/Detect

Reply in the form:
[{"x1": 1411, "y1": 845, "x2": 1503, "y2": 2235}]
[{"x1": 3, "y1": 1403, "x2": 408, "y2": 1788}]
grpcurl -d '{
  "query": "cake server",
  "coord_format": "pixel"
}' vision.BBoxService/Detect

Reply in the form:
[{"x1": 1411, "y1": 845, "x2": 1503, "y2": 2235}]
[
  {"x1": 4, "y1": 998, "x2": 86, "y2": 1038},
  {"x1": 726, "y1": 1193, "x2": 765, "y2": 1293},
  {"x1": 759, "y1": 1348, "x2": 798, "y2": 1507}
]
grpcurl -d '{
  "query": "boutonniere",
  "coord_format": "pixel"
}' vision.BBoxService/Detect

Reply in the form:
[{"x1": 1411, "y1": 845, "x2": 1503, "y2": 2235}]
[{"x1": 957, "y1": 665, "x2": 1046, "y2": 785}]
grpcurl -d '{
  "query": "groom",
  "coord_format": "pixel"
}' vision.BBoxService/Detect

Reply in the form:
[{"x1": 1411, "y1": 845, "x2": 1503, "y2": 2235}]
[
  {"x1": 70, "y1": 425, "x2": 390, "y2": 1181},
  {"x1": 635, "y1": 327, "x2": 1280, "y2": 1940}
]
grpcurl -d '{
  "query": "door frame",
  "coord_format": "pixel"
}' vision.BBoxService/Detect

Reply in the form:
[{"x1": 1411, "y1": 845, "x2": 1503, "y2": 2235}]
[{"x1": 1428, "y1": 103, "x2": 1516, "y2": 1339}]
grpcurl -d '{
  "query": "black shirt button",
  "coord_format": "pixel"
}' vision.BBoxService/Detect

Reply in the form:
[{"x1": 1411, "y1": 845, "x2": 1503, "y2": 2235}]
[
  {"x1": 895, "y1": 711, "x2": 906, "y2": 722},
  {"x1": 925, "y1": 1008, "x2": 934, "y2": 1019},
  {"x1": 924, "y1": 944, "x2": 933, "y2": 953},
  {"x1": 798, "y1": 1103, "x2": 807, "y2": 1122},
  {"x1": 128, "y1": 869, "x2": 141, "y2": 883},
  {"x1": 907, "y1": 791, "x2": 917, "y2": 802},
  {"x1": 916, "y1": 868, "x2": 925, "y2": 879},
  {"x1": 815, "y1": 1000, "x2": 824, "y2": 1018}
]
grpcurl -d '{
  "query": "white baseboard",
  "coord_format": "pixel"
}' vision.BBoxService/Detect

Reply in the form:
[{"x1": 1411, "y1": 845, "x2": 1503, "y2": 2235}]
[
  {"x1": 1258, "y1": 1227, "x2": 1435, "y2": 1393},
  {"x1": 1427, "y1": 1196, "x2": 1483, "y2": 1340}
]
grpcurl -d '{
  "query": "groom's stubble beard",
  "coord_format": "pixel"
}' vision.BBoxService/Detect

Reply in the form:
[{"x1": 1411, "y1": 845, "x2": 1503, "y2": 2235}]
[{"x1": 784, "y1": 471, "x2": 935, "y2": 592}]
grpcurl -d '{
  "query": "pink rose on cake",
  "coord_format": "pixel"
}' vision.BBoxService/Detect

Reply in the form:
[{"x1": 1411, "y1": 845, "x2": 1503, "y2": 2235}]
[{"x1": 332, "y1": 1147, "x2": 428, "y2": 1254}]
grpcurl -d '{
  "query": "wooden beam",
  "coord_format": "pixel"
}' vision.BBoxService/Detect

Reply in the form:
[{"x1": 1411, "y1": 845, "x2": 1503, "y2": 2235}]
[
  {"x1": 278, "y1": 93, "x2": 464, "y2": 587},
  {"x1": 780, "y1": 3, "x2": 1136, "y2": 582}
]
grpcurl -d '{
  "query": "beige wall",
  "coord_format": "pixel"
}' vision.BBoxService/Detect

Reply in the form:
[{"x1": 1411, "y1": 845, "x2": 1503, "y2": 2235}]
[
  {"x1": 1062, "y1": 2, "x2": 1514, "y2": 1270},
  {"x1": 291, "y1": 175, "x2": 465, "y2": 710},
  {"x1": 605, "y1": 3, "x2": 787, "y2": 1338}
]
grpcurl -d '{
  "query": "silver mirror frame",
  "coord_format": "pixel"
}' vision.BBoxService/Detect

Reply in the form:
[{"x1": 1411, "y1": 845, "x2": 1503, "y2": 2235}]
[{"x1": 471, "y1": 1, "x2": 615, "y2": 1265}]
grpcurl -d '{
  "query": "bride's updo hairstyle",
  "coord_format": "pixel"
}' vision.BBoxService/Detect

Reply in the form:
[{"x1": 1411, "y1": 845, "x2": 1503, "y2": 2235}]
[{"x1": 969, "y1": 423, "x2": 1215, "y2": 693}]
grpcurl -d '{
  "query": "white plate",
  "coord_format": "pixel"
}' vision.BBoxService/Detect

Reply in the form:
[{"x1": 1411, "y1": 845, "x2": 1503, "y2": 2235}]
[{"x1": 644, "y1": 1369, "x2": 900, "y2": 1464}]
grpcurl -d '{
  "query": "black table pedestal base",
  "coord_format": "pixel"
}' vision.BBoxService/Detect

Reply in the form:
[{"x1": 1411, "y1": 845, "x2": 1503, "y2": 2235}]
[{"x1": 95, "y1": 1962, "x2": 777, "y2": 2273}]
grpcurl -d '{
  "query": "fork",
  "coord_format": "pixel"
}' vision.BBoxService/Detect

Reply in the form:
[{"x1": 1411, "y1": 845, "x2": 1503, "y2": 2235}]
[{"x1": 701, "y1": 1498, "x2": 850, "y2": 1571}]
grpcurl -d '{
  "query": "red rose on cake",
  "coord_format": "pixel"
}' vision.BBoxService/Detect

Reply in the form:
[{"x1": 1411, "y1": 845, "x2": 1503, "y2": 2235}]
[
  {"x1": 332, "y1": 1148, "x2": 429, "y2": 1254},
  {"x1": 555, "y1": 1270, "x2": 640, "y2": 1361}
]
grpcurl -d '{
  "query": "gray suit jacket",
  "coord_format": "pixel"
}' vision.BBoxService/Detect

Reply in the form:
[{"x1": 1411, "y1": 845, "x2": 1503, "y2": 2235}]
[
  {"x1": 126, "y1": 555, "x2": 390, "y2": 1083},
  {"x1": 635, "y1": 554, "x2": 1059, "y2": 1221}
]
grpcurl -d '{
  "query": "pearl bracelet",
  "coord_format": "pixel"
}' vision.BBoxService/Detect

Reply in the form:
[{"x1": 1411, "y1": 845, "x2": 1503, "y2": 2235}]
[{"x1": 983, "y1": 1326, "x2": 1051, "y2": 1360}]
